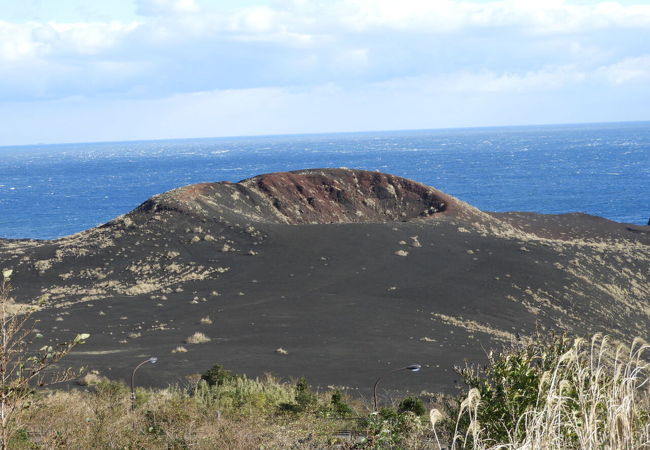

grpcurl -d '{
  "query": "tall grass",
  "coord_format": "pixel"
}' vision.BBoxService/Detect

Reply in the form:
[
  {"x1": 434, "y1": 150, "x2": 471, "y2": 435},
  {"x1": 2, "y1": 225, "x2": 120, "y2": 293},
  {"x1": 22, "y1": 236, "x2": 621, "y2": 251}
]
[
  {"x1": 446, "y1": 334, "x2": 650, "y2": 449},
  {"x1": 13, "y1": 374, "x2": 349, "y2": 448},
  {"x1": 7, "y1": 333, "x2": 650, "y2": 448}
]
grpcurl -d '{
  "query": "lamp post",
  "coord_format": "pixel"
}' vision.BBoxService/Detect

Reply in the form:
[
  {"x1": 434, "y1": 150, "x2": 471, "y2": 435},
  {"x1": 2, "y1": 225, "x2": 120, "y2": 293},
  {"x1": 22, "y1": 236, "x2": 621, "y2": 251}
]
[
  {"x1": 373, "y1": 364, "x2": 421, "y2": 411},
  {"x1": 130, "y1": 357, "x2": 157, "y2": 410}
]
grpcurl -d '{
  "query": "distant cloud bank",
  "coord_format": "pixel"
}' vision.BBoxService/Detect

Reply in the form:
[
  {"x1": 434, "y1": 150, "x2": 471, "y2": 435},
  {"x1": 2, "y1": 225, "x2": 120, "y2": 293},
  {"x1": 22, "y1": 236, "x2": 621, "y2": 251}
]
[{"x1": 1, "y1": 0, "x2": 649, "y2": 144}]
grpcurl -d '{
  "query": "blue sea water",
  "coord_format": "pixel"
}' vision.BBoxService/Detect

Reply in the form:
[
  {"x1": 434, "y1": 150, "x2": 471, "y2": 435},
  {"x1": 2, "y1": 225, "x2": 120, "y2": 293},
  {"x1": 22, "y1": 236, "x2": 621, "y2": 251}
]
[{"x1": 0, "y1": 122, "x2": 648, "y2": 240}]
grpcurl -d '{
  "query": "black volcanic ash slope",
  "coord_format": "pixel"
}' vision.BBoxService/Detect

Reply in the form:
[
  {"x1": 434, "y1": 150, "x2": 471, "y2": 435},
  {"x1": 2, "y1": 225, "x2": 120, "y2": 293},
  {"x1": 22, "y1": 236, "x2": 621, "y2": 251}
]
[{"x1": 1, "y1": 168, "x2": 649, "y2": 393}]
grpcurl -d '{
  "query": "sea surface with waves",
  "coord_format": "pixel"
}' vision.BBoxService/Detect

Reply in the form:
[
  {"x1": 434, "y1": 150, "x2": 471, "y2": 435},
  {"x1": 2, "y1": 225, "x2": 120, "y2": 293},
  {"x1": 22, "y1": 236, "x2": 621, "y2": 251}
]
[{"x1": 0, "y1": 122, "x2": 648, "y2": 240}]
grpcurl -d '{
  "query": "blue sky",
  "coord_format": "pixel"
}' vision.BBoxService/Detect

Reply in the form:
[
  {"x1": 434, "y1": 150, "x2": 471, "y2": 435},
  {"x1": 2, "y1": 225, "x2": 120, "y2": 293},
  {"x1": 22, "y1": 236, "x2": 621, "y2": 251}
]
[{"x1": 1, "y1": 0, "x2": 650, "y2": 145}]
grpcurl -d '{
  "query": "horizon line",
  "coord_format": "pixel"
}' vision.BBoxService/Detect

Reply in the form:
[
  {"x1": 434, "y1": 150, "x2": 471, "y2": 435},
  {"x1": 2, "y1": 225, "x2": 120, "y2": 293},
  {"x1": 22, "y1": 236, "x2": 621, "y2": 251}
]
[{"x1": 2, "y1": 119, "x2": 650, "y2": 149}]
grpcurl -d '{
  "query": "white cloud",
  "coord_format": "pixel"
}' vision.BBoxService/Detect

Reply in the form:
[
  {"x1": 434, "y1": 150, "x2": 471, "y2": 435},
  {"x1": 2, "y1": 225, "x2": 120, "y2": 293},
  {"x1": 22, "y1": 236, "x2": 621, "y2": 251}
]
[
  {"x1": 0, "y1": 22, "x2": 41, "y2": 61},
  {"x1": 47, "y1": 21, "x2": 141, "y2": 55},
  {"x1": 378, "y1": 66, "x2": 588, "y2": 94},
  {"x1": 136, "y1": 0, "x2": 200, "y2": 16},
  {"x1": 0, "y1": 20, "x2": 139, "y2": 62},
  {"x1": 282, "y1": 0, "x2": 650, "y2": 34},
  {"x1": 1, "y1": 1, "x2": 649, "y2": 64},
  {"x1": 1, "y1": 0, "x2": 650, "y2": 141},
  {"x1": 228, "y1": 7, "x2": 277, "y2": 33},
  {"x1": 597, "y1": 55, "x2": 650, "y2": 85}
]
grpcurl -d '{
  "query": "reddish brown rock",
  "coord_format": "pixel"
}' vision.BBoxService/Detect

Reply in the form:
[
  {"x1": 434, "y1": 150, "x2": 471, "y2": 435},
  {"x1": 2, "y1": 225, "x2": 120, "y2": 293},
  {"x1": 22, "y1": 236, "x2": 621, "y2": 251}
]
[{"x1": 137, "y1": 168, "x2": 475, "y2": 224}]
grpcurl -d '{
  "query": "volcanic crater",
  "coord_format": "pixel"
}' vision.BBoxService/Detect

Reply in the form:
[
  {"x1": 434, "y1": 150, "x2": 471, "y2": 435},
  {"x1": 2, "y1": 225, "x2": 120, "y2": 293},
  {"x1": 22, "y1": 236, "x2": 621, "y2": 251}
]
[
  {"x1": 137, "y1": 168, "x2": 469, "y2": 225},
  {"x1": 1, "y1": 168, "x2": 648, "y2": 394}
]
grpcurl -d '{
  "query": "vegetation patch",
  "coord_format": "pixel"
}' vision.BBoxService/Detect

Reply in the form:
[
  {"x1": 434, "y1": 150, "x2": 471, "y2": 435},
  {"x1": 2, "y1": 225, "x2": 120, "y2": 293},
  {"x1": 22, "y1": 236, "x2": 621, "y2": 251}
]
[{"x1": 185, "y1": 332, "x2": 211, "y2": 344}]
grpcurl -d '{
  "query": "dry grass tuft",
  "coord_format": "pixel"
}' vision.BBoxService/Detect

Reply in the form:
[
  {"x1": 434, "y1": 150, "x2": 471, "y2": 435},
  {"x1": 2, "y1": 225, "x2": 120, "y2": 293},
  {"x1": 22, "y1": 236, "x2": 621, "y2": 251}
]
[
  {"x1": 76, "y1": 372, "x2": 107, "y2": 386},
  {"x1": 444, "y1": 334, "x2": 650, "y2": 449},
  {"x1": 185, "y1": 332, "x2": 211, "y2": 344}
]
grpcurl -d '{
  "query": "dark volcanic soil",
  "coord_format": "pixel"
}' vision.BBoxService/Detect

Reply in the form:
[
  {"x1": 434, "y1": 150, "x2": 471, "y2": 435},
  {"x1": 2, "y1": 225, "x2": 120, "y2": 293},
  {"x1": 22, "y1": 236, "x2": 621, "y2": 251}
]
[{"x1": 1, "y1": 169, "x2": 649, "y2": 397}]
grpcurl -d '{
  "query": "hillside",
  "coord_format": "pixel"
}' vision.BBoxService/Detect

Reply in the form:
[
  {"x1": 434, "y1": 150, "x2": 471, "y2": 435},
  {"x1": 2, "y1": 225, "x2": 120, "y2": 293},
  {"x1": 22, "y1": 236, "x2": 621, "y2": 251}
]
[{"x1": 1, "y1": 168, "x2": 648, "y2": 394}]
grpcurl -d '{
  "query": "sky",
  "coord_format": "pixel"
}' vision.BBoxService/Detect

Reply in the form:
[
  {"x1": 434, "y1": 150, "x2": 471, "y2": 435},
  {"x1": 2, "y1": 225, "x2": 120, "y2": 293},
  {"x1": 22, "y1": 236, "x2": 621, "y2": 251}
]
[{"x1": 1, "y1": 0, "x2": 650, "y2": 145}]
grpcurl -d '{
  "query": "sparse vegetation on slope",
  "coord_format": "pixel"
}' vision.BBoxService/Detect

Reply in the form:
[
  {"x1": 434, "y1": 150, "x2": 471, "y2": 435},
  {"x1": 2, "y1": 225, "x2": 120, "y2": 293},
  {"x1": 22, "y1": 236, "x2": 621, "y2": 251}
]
[
  {"x1": 184, "y1": 332, "x2": 211, "y2": 344},
  {"x1": 1, "y1": 169, "x2": 648, "y2": 395},
  {"x1": 0, "y1": 270, "x2": 89, "y2": 449}
]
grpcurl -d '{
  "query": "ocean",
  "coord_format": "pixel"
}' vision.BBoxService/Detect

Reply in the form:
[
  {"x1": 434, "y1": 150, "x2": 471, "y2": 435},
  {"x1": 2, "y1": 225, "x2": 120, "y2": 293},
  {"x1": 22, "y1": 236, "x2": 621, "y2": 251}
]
[{"x1": 0, "y1": 122, "x2": 648, "y2": 240}]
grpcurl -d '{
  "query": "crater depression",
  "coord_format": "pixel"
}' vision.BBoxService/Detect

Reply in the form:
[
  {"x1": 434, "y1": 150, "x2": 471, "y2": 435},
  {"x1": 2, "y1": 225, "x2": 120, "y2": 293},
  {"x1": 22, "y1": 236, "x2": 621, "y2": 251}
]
[{"x1": 1, "y1": 168, "x2": 648, "y2": 394}]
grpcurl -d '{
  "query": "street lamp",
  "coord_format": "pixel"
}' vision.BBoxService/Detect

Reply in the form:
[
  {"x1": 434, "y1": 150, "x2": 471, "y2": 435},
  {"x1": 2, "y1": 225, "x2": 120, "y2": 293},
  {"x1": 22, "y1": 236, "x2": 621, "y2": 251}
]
[
  {"x1": 373, "y1": 364, "x2": 421, "y2": 411},
  {"x1": 131, "y1": 357, "x2": 157, "y2": 410}
]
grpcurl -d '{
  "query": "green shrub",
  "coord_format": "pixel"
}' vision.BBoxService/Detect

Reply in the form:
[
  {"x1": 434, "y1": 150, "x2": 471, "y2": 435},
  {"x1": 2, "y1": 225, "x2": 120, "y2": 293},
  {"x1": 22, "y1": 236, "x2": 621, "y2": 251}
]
[
  {"x1": 143, "y1": 410, "x2": 164, "y2": 436},
  {"x1": 200, "y1": 364, "x2": 237, "y2": 387},
  {"x1": 360, "y1": 408, "x2": 425, "y2": 448},
  {"x1": 398, "y1": 396, "x2": 425, "y2": 417},
  {"x1": 194, "y1": 372, "x2": 296, "y2": 416},
  {"x1": 295, "y1": 377, "x2": 316, "y2": 411},
  {"x1": 446, "y1": 333, "x2": 650, "y2": 449},
  {"x1": 7, "y1": 428, "x2": 36, "y2": 449},
  {"x1": 449, "y1": 332, "x2": 573, "y2": 444},
  {"x1": 278, "y1": 377, "x2": 317, "y2": 414},
  {"x1": 330, "y1": 390, "x2": 354, "y2": 417}
]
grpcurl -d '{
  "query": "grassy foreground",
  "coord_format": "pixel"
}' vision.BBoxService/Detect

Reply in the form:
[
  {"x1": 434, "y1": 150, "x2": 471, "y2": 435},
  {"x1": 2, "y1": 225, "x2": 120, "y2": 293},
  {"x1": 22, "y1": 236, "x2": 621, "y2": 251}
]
[
  {"x1": 3, "y1": 333, "x2": 649, "y2": 449},
  {"x1": 14, "y1": 374, "x2": 367, "y2": 448},
  {"x1": 3, "y1": 272, "x2": 650, "y2": 448}
]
